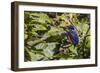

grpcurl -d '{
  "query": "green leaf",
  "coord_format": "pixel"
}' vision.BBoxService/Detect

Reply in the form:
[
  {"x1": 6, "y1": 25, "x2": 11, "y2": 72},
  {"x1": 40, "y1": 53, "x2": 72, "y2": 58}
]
[
  {"x1": 24, "y1": 48, "x2": 44, "y2": 61},
  {"x1": 30, "y1": 13, "x2": 53, "y2": 24},
  {"x1": 43, "y1": 48, "x2": 53, "y2": 59},
  {"x1": 69, "y1": 46, "x2": 78, "y2": 55},
  {"x1": 43, "y1": 42, "x2": 57, "y2": 58},
  {"x1": 42, "y1": 26, "x2": 66, "y2": 38},
  {"x1": 31, "y1": 30, "x2": 38, "y2": 36},
  {"x1": 47, "y1": 43, "x2": 57, "y2": 50},
  {"x1": 30, "y1": 52, "x2": 44, "y2": 61},
  {"x1": 35, "y1": 43, "x2": 47, "y2": 50},
  {"x1": 27, "y1": 41, "x2": 34, "y2": 46},
  {"x1": 33, "y1": 24, "x2": 47, "y2": 31},
  {"x1": 27, "y1": 39, "x2": 43, "y2": 46}
]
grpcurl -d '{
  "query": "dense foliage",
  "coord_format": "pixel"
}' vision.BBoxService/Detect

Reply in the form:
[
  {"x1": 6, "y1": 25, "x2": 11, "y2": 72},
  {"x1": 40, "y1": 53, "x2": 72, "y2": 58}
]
[{"x1": 24, "y1": 11, "x2": 90, "y2": 61}]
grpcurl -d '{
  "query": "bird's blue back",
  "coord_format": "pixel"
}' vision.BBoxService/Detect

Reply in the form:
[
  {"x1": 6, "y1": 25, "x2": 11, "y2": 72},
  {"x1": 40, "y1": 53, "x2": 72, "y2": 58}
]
[{"x1": 67, "y1": 25, "x2": 79, "y2": 46}]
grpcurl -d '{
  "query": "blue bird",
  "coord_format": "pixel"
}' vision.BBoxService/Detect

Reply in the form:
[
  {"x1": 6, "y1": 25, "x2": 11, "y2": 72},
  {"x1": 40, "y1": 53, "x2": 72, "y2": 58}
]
[{"x1": 67, "y1": 25, "x2": 79, "y2": 46}]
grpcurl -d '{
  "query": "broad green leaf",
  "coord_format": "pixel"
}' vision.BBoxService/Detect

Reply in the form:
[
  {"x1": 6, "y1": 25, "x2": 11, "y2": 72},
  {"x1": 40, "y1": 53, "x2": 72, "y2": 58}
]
[
  {"x1": 47, "y1": 43, "x2": 57, "y2": 50},
  {"x1": 69, "y1": 46, "x2": 78, "y2": 55},
  {"x1": 33, "y1": 25, "x2": 47, "y2": 31},
  {"x1": 30, "y1": 13, "x2": 53, "y2": 24},
  {"x1": 35, "y1": 42, "x2": 57, "y2": 50},
  {"x1": 27, "y1": 39, "x2": 43, "y2": 46},
  {"x1": 30, "y1": 52, "x2": 44, "y2": 61},
  {"x1": 31, "y1": 30, "x2": 38, "y2": 36},
  {"x1": 25, "y1": 48, "x2": 44, "y2": 61},
  {"x1": 43, "y1": 48, "x2": 54, "y2": 59},
  {"x1": 35, "y1": 43, "x2": 47, "y2": 50},
  {"x1": 43, "y1": 26, "x2": 66, "y2": 38},
  {"x1": 43, "y1": 42, "x2": 57, "y2": 58},
  {"x1": 27, "y1": 41, "x2": 34, "y2": 46}
]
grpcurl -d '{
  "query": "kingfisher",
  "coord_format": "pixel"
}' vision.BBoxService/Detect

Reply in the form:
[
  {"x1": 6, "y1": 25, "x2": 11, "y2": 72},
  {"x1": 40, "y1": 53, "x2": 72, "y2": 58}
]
[{"x1": 67, "y1": 25, "x2": 79, "y2": 46}]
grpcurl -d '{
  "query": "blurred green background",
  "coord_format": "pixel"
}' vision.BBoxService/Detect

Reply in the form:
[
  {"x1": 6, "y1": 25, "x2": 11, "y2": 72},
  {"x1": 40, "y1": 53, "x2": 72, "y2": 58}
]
[{"x1": 24, "y1": 11, "x2": 90, "y2": 61}]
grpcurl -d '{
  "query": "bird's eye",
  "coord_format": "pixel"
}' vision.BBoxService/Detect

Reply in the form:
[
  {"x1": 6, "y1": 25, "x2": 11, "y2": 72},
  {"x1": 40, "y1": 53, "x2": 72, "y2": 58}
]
[
  {"x1": 70, "y1": 27, "x2": 74, "y2": 30},
  {"x1": 67, "y1": 25, "x2": 75, "y2": 30},
  {"x1": 72, "y1": 28, "x2": 74, "y2": 30}
]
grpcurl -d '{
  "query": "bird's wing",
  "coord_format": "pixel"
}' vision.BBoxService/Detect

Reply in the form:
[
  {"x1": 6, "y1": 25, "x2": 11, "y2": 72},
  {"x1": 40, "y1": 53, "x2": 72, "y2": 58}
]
[{"x1": 67, "y1": 30, "x2": 79, "y2": 45}]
